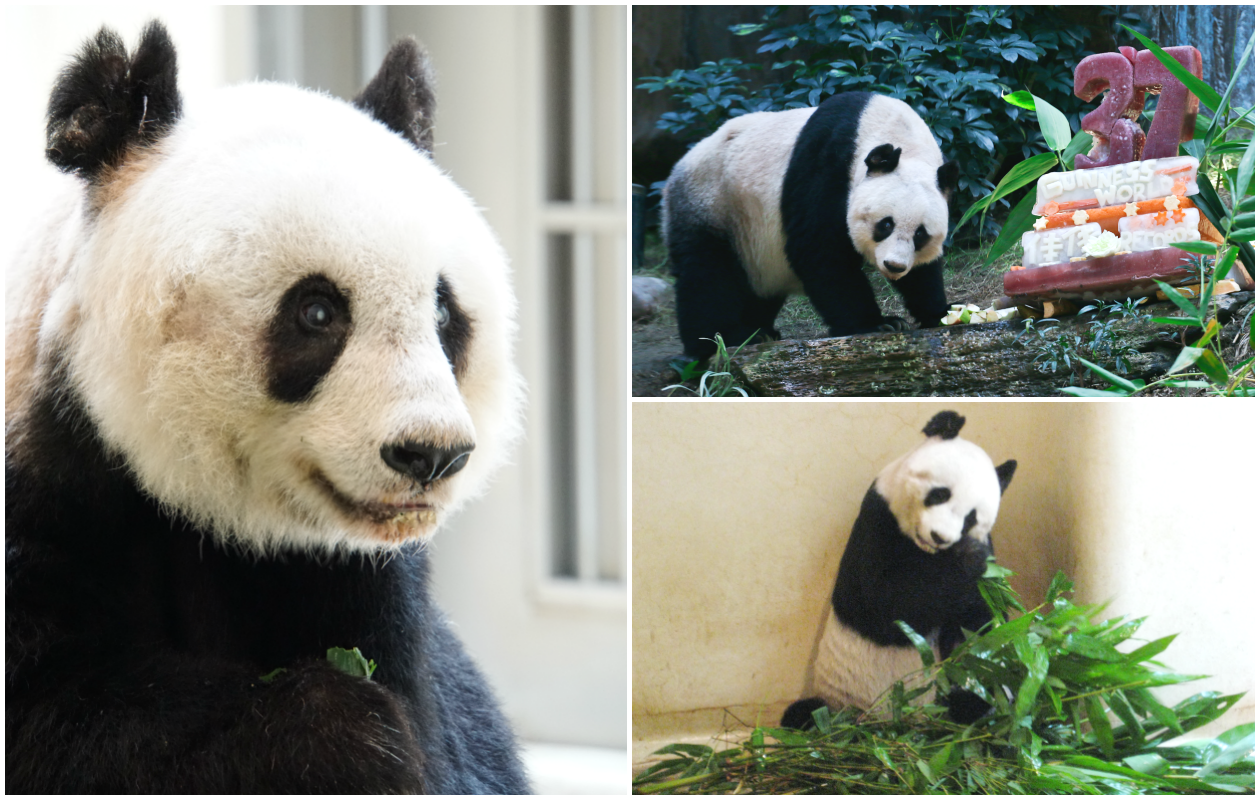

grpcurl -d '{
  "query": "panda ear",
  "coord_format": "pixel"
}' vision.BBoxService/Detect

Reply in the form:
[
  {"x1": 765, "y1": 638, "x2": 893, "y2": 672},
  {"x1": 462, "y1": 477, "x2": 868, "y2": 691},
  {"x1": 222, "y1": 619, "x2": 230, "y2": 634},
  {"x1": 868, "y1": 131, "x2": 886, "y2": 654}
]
[
  {"x1": 46, "y1": 21, "x2": 182, "y2": 182},
  {"x1": 353, "y1": 37, "x2": 437, "y2": 155},
  {"x1": 864, "y1": 143, "x2": 901, "y2": 175},
  {"x1": 922, "y1": 410, "x2": 965, "y2": 440},
  {"x1": 937, "y1": 161, "x2": 960, "y2": 195},
  {"x1": 996, "y1": 460, "x2": 1017, "y2": 494}
]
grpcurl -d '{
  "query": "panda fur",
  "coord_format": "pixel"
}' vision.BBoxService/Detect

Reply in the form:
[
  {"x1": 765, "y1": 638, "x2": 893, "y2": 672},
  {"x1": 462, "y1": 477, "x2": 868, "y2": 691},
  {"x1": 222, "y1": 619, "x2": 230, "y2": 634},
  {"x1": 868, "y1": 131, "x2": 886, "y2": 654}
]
[
  {"x1": 6, "y1": 23, "x2": 528, "y2": 793},
  {"x1": 782, "y1": 411, "x2": 1016, "y2": 729},
  {"x1": 663, "y1": 91, "x2": 960, "y2": 360}
]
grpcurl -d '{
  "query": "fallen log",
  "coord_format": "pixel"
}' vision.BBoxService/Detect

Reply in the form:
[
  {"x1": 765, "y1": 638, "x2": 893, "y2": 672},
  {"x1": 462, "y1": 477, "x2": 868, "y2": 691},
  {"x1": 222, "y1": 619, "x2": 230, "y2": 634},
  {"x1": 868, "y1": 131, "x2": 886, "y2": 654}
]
[{"x1": 732, "y1": 314, "x2": 1187, "y2": 397}]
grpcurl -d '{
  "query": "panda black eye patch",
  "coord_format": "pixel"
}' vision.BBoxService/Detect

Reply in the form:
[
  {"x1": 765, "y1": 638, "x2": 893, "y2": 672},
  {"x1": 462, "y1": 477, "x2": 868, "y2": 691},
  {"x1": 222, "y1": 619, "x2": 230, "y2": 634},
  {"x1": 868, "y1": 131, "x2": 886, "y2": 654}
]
[
  {"x1": 264, "y1": 274, "x2": 352, "y2": 403},
  {"x1": 873, "y1": 217, "x2": 895, "y2": 242},
  {"x1": 436, "y1": 275, "x2": 473, "y2": 380},
  {"x1": 913, "y1": 224, "x2": 930, "y2": 251},
  {"x1": 924, "y1": 486, "x2": 951, "y2": 506},
  {"x1": 961, "y1": 508, "x2": 978, "y2": 536}
]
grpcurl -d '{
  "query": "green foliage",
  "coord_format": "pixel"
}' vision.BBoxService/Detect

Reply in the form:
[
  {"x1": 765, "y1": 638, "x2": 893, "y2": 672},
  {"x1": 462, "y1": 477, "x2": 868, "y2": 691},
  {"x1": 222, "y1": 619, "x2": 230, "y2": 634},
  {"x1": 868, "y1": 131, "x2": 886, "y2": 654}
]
[
  {"x1": 1017, "y1": 300, "x2": 1147, "y2": 385},
  {"x1": 637, "y1": 6, "x2": 1147, "y2": 238},
  {"x1": 326, "y1": 646, "x2": 377, "y2": 680},
  {"x1": 664, "y1": 333, "x2": 754, "y2": 397},
  {"x1": 633, "y1": 569, "x2": 1254, "y2": 794}
]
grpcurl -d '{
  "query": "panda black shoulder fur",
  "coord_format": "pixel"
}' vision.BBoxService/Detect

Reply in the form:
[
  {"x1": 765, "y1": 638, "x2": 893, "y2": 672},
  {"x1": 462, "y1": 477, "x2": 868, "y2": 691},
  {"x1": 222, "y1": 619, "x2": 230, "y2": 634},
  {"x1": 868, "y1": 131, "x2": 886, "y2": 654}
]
[
  {"x1": 6, "y1": 23, "x2": 528, "y2": 793},
  {"x1": 664, "y1": 91, "x2": 961, "y2": 360},
  {"x1": 782, "y1": 411, "x2": 1016, "y2": 729}
]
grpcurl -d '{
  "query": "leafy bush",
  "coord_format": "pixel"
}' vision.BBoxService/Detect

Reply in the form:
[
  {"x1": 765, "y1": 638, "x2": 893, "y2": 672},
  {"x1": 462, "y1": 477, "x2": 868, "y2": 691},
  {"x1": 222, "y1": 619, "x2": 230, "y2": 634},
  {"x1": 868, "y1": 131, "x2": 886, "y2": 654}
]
[{"x1": 637, "y1": 6, "x2": 1148, "y2": 239}]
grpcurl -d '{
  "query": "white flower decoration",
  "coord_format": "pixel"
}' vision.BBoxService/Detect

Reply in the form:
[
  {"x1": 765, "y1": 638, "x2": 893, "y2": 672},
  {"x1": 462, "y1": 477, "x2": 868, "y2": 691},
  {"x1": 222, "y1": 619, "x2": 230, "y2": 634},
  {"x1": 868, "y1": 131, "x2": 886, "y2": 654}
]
[{"x1": 1082, "y1": 231, "x2": 1121, "y2": 258}]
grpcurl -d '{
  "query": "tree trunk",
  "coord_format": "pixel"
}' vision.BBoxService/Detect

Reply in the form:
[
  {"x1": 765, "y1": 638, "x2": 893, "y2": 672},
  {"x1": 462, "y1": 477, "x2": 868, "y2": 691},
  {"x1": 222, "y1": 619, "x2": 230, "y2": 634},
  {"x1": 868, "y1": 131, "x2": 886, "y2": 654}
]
[{"x1": 732, "y1": 316, "x2": 1186, "y2": 397}]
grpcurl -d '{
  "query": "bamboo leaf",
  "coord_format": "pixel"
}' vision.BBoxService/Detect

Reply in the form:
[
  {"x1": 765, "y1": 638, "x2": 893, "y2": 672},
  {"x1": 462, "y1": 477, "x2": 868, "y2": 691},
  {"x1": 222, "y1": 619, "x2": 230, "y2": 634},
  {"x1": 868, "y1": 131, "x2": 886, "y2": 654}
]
[
  {"x1": 984, "y1": 188, "x2": 1039, "y2": 267},
  {"x1": 1075, "y1": 356, "x2": 1138, "y2": 392},
  {"x1": 1171, "y1": 240, "x2": 1219, "y2": 256},
  {"x1": 1238, "y1": 136, "x2": 1255, "y2": 202},
  {"x1": 1085, "y1": 696, "x2": 1116, "y2": 759},
  {"x1": 1122, "y1": 753, "x2": 1171, "y2": 776},
  {"x1": 1152, "y1": 279, "x2": 1201, "y2": 319},
  {"x1": 1003, "y1": 91, "x2": 1036, "y2": 111},
  {"x1": 1197, "y1": 730, "x2": 1256, "y2": 777},
  {"x1": 1014, "y1": 636, "x2": 1050, "y2": 718},
  {"x1": 1214, "y1": 246, "x2": 1240, "y2": 282},
  {"x1": 1059, "y1": 386, "x2": 1126, "y2": 397},
  {"x1": 1033, "y1": 94, "x2": 1072, "y2": 152},
  {"x1": 1124, "y1": 634, "x2": 1177, "y2": 663},
  {"x1": 956, "y1": 152, "x2": 1057, "y2": 236},
  {"x1": 896, "y1": 620, "x2": 936, "y2": 668},
  {"x1": 1167, "y1": 346, "x2": 1205, "y2": 375},
  {"x1": 1122, "y1": 26, "x2": 1222, "y2": 115},
  {"x1": 1195, "y1": 349, "x2": 1230, "y2": 385}
]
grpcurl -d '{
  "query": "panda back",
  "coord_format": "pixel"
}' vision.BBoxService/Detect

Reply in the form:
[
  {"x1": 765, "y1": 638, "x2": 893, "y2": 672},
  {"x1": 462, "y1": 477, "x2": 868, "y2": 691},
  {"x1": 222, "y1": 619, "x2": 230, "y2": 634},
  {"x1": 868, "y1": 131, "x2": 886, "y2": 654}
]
[{"x1": 665, "y1": 107, "x2": 815, "y2": 296}]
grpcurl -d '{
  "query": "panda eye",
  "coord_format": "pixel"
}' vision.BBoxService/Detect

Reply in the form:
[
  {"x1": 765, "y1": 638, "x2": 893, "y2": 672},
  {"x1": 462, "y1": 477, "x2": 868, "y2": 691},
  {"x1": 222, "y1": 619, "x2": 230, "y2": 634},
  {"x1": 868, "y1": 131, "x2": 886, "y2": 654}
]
[
  {"x1": 299, "y1": 298, "x2": 335, "y2": 331},
  {"x1": 435, "y1": 275, "x2": 473, "y2": 379},
  {"x1": 924, "y1": 487, "x2": 951, "y2": 507},
  {"x1": 914, "y1": 224, "x2": 930, "y2": 251},
  {"x1": 962, "y1": 508, "x2": 978, "y2": 535},
  {"x1": 873, "y1": 217, "x2": 895, "y2": 242}
]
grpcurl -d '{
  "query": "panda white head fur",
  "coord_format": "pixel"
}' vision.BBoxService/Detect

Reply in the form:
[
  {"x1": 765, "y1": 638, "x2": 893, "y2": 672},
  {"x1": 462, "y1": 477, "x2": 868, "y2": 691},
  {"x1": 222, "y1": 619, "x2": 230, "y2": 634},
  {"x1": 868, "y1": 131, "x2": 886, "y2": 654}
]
[
  {"x1": 874, "y1": 411, "x2": 1016, "y2": 554},
  {"x1": 845, "y1": 96, "x2": 959, "y2": 282},
  {"x1": 6, "y1": 23, "x2": 523, "y2": 556}
]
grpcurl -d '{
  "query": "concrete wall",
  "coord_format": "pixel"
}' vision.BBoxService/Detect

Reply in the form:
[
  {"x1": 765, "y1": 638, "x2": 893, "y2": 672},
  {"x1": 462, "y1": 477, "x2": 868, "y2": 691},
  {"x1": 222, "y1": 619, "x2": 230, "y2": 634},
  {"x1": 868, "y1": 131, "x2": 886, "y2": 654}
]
[{"x1": 632, "y1": 401, "x2": 1254, "y2": 762}]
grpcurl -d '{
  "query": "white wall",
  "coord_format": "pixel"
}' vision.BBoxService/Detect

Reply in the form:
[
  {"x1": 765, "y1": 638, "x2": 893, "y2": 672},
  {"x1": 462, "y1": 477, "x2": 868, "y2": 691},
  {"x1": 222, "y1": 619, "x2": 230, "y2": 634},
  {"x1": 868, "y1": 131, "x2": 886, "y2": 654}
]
[{"x1": 632, "y1": 401, "x2": 1253, "y2": 762}]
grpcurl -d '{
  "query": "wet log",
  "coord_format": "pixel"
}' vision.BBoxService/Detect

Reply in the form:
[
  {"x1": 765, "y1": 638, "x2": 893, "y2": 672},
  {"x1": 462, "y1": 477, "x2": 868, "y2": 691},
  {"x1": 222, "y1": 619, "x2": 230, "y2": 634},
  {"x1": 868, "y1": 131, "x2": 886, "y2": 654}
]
[{"x1": 732, "y1": 314, "x2": 1187, "y2": 397}]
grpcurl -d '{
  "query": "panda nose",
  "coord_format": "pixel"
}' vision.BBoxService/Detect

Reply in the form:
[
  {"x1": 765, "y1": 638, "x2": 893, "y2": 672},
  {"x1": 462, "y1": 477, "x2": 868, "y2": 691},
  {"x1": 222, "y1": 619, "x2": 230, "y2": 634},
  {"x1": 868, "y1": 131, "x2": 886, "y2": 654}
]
[
  {"x1": 884, "y1": 261, "x2": 907, "y2": 275},
  {"x1": 380, "y1": 441, "x2": 474, "y2": 485},
  {"x1": 930, "y1": 530, "x2": 947, "y2": 546}
]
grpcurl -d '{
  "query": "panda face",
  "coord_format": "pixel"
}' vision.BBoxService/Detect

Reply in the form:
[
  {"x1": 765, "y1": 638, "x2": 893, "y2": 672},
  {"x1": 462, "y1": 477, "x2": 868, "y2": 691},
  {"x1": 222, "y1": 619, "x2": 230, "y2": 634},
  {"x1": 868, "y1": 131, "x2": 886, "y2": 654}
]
[
  {"x1": 35, "y1": 81, "x2": 523, "y2": 555},
  {"x1": 875, "y1": 435, "x2": 1006, "y2": 555},
  {"x1": 847, "y1": 161, "x2": 949, "y2": 281}
]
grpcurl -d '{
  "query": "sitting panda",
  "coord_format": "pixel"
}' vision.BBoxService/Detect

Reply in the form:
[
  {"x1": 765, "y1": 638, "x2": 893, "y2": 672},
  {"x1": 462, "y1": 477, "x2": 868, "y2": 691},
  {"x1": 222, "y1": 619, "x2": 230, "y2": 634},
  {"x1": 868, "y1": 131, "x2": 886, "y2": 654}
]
[
  {"x1": 6, "y1": 23, "x2": 529, "y2": 793},
  {"x1": 663, "y1": 91, "x2": 960, "y2": 361},
  {"x1": 781, "y1": 411, "x2": 1016, "y2": 729}
]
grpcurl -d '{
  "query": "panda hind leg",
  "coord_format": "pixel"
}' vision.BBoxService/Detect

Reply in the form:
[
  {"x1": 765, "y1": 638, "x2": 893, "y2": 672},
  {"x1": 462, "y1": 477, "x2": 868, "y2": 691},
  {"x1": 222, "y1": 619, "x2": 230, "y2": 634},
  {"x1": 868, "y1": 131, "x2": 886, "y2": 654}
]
[
  {"x1": 742, "y1": 294, "x2": 786, "y2": 344},
  {"x1": 946, "y1": 687, "x2": 992, "y2": 724},
  {"x1": 780, "y1": 697, "x2": 830, "y2": 730},
  {"x1": 671, "y1": 226, "x2": 775, "y2": 361}
]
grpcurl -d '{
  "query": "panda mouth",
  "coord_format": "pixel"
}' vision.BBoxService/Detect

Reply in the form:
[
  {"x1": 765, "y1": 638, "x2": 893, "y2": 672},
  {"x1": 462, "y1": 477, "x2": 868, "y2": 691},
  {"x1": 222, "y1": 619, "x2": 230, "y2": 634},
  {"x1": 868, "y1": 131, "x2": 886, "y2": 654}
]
[{"x1": 309, "y1": 470, "x2": 437, "y2": 528}]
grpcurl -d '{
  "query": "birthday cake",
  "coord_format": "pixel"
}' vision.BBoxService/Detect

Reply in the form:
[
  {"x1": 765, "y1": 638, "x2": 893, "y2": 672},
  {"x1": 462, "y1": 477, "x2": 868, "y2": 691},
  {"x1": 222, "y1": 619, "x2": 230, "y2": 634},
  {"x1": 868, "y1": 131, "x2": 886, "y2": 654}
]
[{"x1": 1003, "y1": 45, "x2": 1227, "y2": 303}]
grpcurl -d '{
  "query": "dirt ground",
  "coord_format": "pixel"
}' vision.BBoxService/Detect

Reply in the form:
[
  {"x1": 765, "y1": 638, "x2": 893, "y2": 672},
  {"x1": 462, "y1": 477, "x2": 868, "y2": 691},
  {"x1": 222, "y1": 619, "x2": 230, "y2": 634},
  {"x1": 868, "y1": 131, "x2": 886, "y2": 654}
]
[{"x1": 633, "y1": 232, "x2": 1010, "y2": 396}]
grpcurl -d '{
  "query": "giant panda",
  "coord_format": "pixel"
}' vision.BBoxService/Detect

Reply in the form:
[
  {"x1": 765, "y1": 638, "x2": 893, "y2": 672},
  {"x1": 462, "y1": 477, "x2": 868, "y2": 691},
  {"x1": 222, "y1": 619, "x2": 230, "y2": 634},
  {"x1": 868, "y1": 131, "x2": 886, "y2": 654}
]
[
  {"x1": 781, "y1": 411, "x2": 1016, "y2": 729},
  {"x1": 6, "y1": 22, "x2": 530, "y2": 793},
  {"x1": 663, "y1": 91, "x2": 960, "y2": 361}
]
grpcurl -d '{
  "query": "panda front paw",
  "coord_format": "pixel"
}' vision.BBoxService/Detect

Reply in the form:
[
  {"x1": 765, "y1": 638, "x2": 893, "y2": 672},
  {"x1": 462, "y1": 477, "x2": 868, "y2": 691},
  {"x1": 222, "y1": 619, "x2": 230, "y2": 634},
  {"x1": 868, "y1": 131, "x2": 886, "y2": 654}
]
[
  {"x1": 877, "y1": 316, "x2": 911, "y2": 333},
  {"x1": 781, "y1": 697, "x2": 829, "y2": 730}
]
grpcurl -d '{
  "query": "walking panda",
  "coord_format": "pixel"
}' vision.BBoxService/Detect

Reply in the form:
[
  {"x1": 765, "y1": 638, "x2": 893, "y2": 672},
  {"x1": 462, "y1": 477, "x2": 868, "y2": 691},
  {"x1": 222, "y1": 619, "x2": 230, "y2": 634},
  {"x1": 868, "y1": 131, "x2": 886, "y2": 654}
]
[
  {"x1": 6, "y1": 23, "x2": 529, "y2": 793},
  {"x1": 781, "y1": 411, "x2": 1016, "y2": 729},
  {"x1": 663, "y1": 91, "x2": 960, "y2": 360}
]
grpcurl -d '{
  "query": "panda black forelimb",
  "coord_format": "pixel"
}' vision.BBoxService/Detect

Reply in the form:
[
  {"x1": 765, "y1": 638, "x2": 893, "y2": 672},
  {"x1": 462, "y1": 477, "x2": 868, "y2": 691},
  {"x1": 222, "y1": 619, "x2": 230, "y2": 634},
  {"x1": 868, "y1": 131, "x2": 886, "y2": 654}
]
[
  {"x1": 832, "y1": 486, "x2": 992, "y2": 648},
  {"x1": 887, "y1": 257, "x2": 949, "y2": 330}
]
